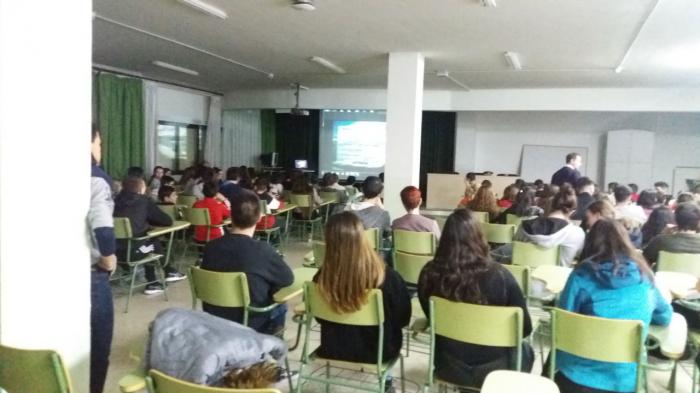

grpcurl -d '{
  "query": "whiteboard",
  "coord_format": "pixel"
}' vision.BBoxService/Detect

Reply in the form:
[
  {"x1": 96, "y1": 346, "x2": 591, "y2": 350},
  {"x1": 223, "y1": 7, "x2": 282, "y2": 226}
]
[
  {"x1": 520, "y1": 145, "x2": 588, "y2": 183},
  {"x1": 672, "y1": 167, "x2": 700, "y2": 194}
]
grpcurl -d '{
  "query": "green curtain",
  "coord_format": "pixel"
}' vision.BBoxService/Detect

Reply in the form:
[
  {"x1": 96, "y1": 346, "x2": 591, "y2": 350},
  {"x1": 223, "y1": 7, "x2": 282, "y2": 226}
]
[
  {"x1": 274, "y1": 111, "x2": 320, "y2": 169},
  {"x1": 96, "y1": 73, "x2": 145, "y2": 179},
  {"x1": 260, "y1": 109, "x2": 277, "y2": 153},
  {"x1": 420, "y1": 111, "x2": 457, "y2": 201}
]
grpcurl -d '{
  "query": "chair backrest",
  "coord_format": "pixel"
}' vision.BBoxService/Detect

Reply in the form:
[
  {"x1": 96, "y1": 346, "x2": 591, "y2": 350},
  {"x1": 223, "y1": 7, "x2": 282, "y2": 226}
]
[
  {"x1": 394, "y1": 251, "x2": 433, "y2": 285},
  {"x1": 482, "y1": 223, "x2": 516, "y2": 244},
  {"x1": 512, "y1": 241, "x2": 559, "y2": 268},
  {"x1": 435, "y1": 216, "x2": 447, "y2": 231},
  {"x1": 147, "y1": 369, "x2": 280, "y2": 393},
  {"x1": 305, "y1": 283, "x2": 384, "y2": 327},
  {"x1": 658, "y1": 251, "x2": 700, "y2": 277},
  {"x1": 482, "y1": 370, "x2": 559, "y2": 393},
  {"x1": 549, "y1": 308, "x2": 644, "y2": 385},
  {"x1": 0, "y1": 345, "x2": 73, "y2": 393},
  {"x1": 158, "y1": 205, "x2": 178, "y2": 221},
  {"x1": 365, "y1": 228, "x2": 380, "y2": 251},
  {"x1": 289, "y1": 193, "x2": 313, "y2": 208},
  {"x1": 189, "y1": 267, "x2": 250, "y2": 309},
  {"x1": 312, "y1": 241, "x2": 326, "y2": 266},
  {"x1": 345, "y1": 186, "x2": 357, "y2": 196},
  {"x1": 178, "y1": 195, "x2": 198, "y2": 208},
  {"x1": 502, "y1": 264, "x2": 530, "y2": 299},
  {"x1": 184, "y1": 207, "x2": 212, "y2": 226},
  {"x1": 393, "y1": 229, "x2": 435, "y2": 255},
  {"x1": 471, "y1": 211, "x2": 489, "y2": 223},
  {"x1": 113, "y1": 217, "x2": 134, "y2": 239},
  {"x1": 505, "y1": 214, "x2": 523, "y2": 227},
  {"x1": 319, "y1": 190, "x2": 340, "y2": 203}
]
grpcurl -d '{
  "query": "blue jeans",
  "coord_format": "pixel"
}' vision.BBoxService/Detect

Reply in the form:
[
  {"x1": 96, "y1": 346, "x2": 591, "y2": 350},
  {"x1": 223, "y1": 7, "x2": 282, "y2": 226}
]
[{"x1": 91, "y1": 270, "x2": 114, "y2": 393}]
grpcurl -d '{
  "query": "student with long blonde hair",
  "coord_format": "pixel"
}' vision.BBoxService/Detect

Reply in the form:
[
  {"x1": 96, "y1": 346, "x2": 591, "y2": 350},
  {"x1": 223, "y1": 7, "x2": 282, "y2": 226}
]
[
  {"x1": 468, "y1": 180, "x2": 501, "y2": 220},
  {"x1": 314, "y1": 212, "x2": 411, "y2": 370}
]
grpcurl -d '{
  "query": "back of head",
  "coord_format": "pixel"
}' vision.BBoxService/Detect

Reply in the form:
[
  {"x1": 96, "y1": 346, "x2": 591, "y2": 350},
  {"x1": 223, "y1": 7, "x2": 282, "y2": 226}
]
[
  {"x1": 566, "y1": 152, "x2": 579, "y2": 164},
  {"x1": 254, "y1": 177, "x2": 269, "y2": 192},
  {"x1": 503, "y1": 185, "x2": 519, "y2": 201},
  {"x1": 642, "y1": 206, "x2": 674, "y2": 241},
  {"x1": 608, "y1": 182, "x2": 619, "y2": 192},
  {"x1": 127, "y1": 166, "x2": 145, "y2": 179},
  {"x1": 675, "y1": 202, "x2": 700, "y2": 231},
  {"x1": 580, "y1": 219, "x2": 652, "y2": 278},
  {"x1": 551, "y1": 184, "x2": 577, "y2": 214},
  {"x1": 613, "y1": 185, "x2": 632, "y2": 204},
  {"x1": 426, "y1": 209, "x2": 491, "y2": 303},
  {"x1": 122, "y1": 175, "x2": 145, "y2": 194},
  {"x1": 470, "y1": 181, "x2": 496, "y2": 211},
  {"x1": 362, "y1": 176, "x2": 384, "y2": 199},
  {"x1": 637, "y1": 190, "x2": 657, "y2": 209},
  {"x1": 316, "y1": 212, "x2": 385, "y2": 313},
  {"x1": 231, "y1": 190, "x2": 261, "y2": 229},
  {"x1": 654, "y1": 181, "x2": 670, "y2": 191},
  {"x1": 161, "y1": 176, "x2": 175, "y2": 186},
  {"x1": 291, "y1": 175, "x2": 311, "y2": 194},
  {"x1": 158, "y1": 185, "x2": 175, "y2": 202},
  {"x1": 676, "y1": 192, "x2": 694, "y2": 204},
  {"x1": 346, "y1": 175, "x2": 356, "y2": 185},
  {"x1": 226, "y1": 167, "x2": 240, "y2": 181},
  {"x1": 202, "y1": 181, "x2": 219, "y2": 198},
  {"x1": 400, "y1": 186, "x2": 421, "y2": 211},
  {"x1": 575, "y1": 177, "x2": 595, "y2": 194},
  {"x1": 586, "y1": 200, "x2": 615, "y2": 219},
  {"x1": 628, "y1": 183, "x2": 638, "y2": 193},
  {"x1": 322, "y1": 172, "x2": 333, "y2": 187},
  {"x1": 466, "y1": 172, "x2": 476, "y2": 182}
]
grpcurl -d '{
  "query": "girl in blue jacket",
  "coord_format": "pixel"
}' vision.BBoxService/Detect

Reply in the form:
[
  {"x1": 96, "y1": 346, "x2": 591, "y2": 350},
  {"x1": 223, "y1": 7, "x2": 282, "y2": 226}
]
[{"x1": 556, "y1": 219, "x2": 672, "y2": 393}]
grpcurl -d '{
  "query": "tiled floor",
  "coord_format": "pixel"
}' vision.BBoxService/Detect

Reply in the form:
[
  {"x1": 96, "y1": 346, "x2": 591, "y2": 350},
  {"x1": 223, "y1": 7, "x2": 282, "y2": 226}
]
[{"x1": 104, "y1": 238, "x2": 696, "y2": 393}]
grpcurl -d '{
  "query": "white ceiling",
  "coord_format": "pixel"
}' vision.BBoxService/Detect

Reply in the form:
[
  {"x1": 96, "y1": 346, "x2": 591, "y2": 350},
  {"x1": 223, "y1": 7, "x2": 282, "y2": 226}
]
[{"x1": 93, "y1": 0, "x2": 700, "y2": 93}]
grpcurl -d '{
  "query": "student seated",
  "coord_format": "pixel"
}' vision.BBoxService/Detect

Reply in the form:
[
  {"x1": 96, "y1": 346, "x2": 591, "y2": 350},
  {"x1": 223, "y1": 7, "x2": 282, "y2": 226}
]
[
  {"x1": 160, "y1": 175, "x2": 175, "y2": 188},
  {"x1": 628, "y1": 183, "x2": 639, "y2": 202},
  {"x1": 467, "y1": 180, "x2": 501, "y2": 221},
  {"x1": 613, "y1": 185, "x2": 647, "y2": 225},
  {"x1": 458, "y1": 172, "x2": 479, "y2": 207},
  {"x1": 220, "y1": 167, "x2": 245, "y2": 204},
  {"x1": 201, "y1": 190, "x2": 294, "y2": 334},
  {"x1": 637, "y1": 189, "x2": 658, "y2": 217},
  {"x1": 555, "y1": 219, "x2": 672, "y2": 393},
  {"x1": 643, "y1": 202, "x2": 700, "y2": 265},
  {"x1": 148, "y1": 166, "x2": 164, "y2": 199},
  {"x1": 582, "y1": 200, "x2": 615, "y2": 230},
  {"x1": 253, "y1": 177, "x2": 281, "y2": 229},
  {"x1": 641, "y1": 206, "x2": 675, "y2": 247},
  {"x1": 192, "y1": 182, "x2": 231, "y2": 243},
  {"x1": 418, "y1": 209, "x2": 534, "y2": 388},
  {"x1": 321, "y1": 172, "x2": 349, "y2": 204},
  {"x1": 495, "y1": 186, "x2": 543, "y2": 224},
  {"x1": 157, "y1": 185, "x2": 177, "y2": 205},
  {"x1": 347, "y1": 176, "x2": 391, "y2": 237},
  {"x1": 496, "y1": 185, "x2": 519, "y2": 209},
  {"x1": 291, "y1": 174, "x2": 323, "y2": 207},
  {"x1": 269, "y1": 173, "x2": 284, "y2": 197},
  {"x1": 314, "y1": 212, "x2": 411, "y2": 371},
  {"x1": 655, "y1": 181, "x2": 672, "y2": 206},
  {"x1": 114, "y1": 175, "x2": 186, "y2": 294},
  {"x1": 571, "y1": 177, "x2": 595, "y2": 222},
  {"x1": 392, "y1": 186, "x2": 440, "y2": 240}
]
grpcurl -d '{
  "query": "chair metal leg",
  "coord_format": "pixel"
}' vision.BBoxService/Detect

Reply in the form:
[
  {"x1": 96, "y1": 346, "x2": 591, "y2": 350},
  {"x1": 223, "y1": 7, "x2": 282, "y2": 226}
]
[
  {"x1": 400, "y1": 355, "x2": 406, "y2": 393},
  {"x1": 692, "y1": 362, "x2": 697, "y2": 393},
  {"x1": 159, "y1": 262, "x2": 169, "y2": 302},
  {"x1": 125, "y1": 267, "x2": 138, "y2": 313},
  {"x1": 289, "y1": 315, "x2": 304, "y2": 351},
  {"x1": 667, "y1": 360, "x2": 677, "y2": 393},
  {"x1": 285, "y1": 356, "x2": 294, "y2": 393},
  {"x1": 325, "y1": 362, "x2": 330, "y2": 393}
]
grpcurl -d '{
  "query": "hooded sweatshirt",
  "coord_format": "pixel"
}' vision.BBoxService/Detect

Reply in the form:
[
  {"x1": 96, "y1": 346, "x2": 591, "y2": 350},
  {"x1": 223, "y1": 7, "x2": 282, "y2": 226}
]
[
  {"x1": 346, "y1": 200, "x2": 391, "y2": 236},
  {"x1": 514, "y1": 217, "x2": 585, "y2": 267},
  {"x1": 557, "y1": 259, "x2": 672, "y2": 392}
]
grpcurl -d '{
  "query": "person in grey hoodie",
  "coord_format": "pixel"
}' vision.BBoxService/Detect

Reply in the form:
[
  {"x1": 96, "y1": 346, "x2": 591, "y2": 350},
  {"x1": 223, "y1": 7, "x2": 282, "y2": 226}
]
[
  {"x1": 493, "y1": 184, "x2": 585, "y2": 267},
  {"x1": 346, "y1": 176, "x2": 391, "y2": 238}
]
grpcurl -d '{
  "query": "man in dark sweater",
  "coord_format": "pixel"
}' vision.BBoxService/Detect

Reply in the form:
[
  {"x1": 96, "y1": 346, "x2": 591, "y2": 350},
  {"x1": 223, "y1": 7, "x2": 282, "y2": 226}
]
[
  {"x1": 551, "y1": 152, "x2": 582, "y2": 187},
  {"x1": 201, "y1": 190, "x2": 294, "y2": 335},
  {"x1": 114, "y1": 175, "x2": 186, "y2": 294}
]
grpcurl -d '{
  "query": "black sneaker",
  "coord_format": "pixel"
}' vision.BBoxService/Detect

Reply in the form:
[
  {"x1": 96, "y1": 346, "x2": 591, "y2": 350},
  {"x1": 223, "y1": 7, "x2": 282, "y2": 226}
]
[
  {"x1": 165, "y1": 272, "x2": 187, "y2": 282},
  {"x1": 144, "y1": 283, "x2": 165, "y2": 295}
]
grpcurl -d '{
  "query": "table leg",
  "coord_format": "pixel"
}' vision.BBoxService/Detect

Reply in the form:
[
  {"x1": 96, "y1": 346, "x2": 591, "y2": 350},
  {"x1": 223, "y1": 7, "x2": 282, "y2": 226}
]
[
  {"x1": 284, "y1": 211, "x2": 292, "y2": 245},
  {"x1": 163, "y1": 231, "x2": 176, "y2": 270}
]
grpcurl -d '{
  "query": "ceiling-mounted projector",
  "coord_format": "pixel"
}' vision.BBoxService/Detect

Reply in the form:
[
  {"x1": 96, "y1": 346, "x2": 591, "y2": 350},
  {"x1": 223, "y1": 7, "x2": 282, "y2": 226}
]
[
  {"x1": 290, "y1": 83, "x2": 310, "y2": 116},
  {"x1": 291, "y1": 108, "x2": 310, "y2": 116}
]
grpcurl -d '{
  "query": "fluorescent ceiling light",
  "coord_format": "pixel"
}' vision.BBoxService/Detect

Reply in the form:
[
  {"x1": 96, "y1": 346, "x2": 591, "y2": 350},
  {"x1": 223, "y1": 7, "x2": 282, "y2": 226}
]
[
  {"x1": 309, "y1": 56, "x2": 346, "y2": 74},
  {"x1": 481, "y1": 0, "x2": 497, "y2": 7},
  {"x1": 656, "y1": 43, "x2": 700, "y2": 70},
  {"x1": 152, "y1": 61, "x2": 199, "y2": 76},
  {"x1": 177, "y1": 0, "x2": 228, "y2": 19},
  {"x1": 504, "y1": 51, "x2": 522, "y2": 70},
  {"x1": 436, "y1": 71, "x2": 470, "y2": 91},
  {"x1": 292, "y1": 0, "x2": 315, "y2": 11}
]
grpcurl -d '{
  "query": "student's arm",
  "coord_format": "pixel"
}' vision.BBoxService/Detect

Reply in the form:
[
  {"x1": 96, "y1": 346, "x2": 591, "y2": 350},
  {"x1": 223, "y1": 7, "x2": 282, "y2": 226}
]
[
  {"x1": 90, "y1": 177, "x2": 116, "y2": 271},
  {"x1": 219, "y1": 200, "x2": 231, "y2": 220},
  {"x1": 503, "y1": 269, "x2": 532, "y2": 336},
  {"x1": 385, "y1": 269, "x2": 412, "y2": 328},
  {"x1": 265, "y1": 249, "x2": 294, "y2": 290},
  {"x1": 650, "y1": 285, "x2": 673, "y2": 327},
  {"x1": 416, "y1": 267, "x2": 431, "y2": 320},
  {"x1": 146, "y1": 199, "x2": 173, "y2": 227},
  {"x1": 557, "y1": 271, "x2": 588, "y2": 314}
]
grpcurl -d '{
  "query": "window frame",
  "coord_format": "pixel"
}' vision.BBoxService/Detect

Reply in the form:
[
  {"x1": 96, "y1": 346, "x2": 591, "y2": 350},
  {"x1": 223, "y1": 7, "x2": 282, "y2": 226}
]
[{"x1": 156, "y1": 120, "x2": 207, "y2": 173}]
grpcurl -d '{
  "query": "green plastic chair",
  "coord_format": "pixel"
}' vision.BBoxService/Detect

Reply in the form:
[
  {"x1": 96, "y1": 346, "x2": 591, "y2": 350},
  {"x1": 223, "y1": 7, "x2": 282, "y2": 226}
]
[
  {"x1": 365, "y1": 227, "x2": 380, "y2": 251},
  {"x1": 505, "y1": 214, "x2": 523, "y2": 226},
  {"x1": 146, "y1": 369, "x2": 281, "y2": 393},
  {"x1": 426, "y1": 296, "x2": 524, "y2": 391},
  {"x1": 512, "y1": 241, "x2": 560, "y2": 268},
  {"x1": 548, "y1": 308, "x2": 645, "y2": 392},
  {"x1": 158, "y1": 204, "x2": 178, "y2": 221},
  {"x1": 471, "y1": 211, "x2": 489, "y2": 223},
  {"x1": 503, "y1": 264, "x2": 531, "y2": 304},
  {"x1": 393, "y1": 229, "x2": 436, "y2": 255},
  {"x1": 658, "y1": 251, "x2": 700, "y2": 277},
  {"x1": 182, "y1": 207, "x2": 228, "y2": 261},
  {"x1": 319, "y1": 190, "x2": 340, "y2": 204},
  {"x1": 482, "y1": 223, "x2": 516, "y2": 244},
  {"x1": 289, "y1": 194, "x2": 323, "y2": 241},
  {"x1": 394, "y1": 251, "x2": 433, "y2": 286},
  {"x1": 254, "y1": 200, "x2": 281, "y2": 247},
  {"x1": 297, "y1": 283, "x2": 405, "y2": 393},
  {"x1": 188, "y1": 266, "x2": 281, "y2": 327},
  {"x1": 114, "y1": 217, "x2": 168, "y2": 313},
  {"x1": 0, "y1": 345, "x2": 73, "y2": 393},
  {"x1": 178, "y1": 195, "x2": 198, "y2": 208}
]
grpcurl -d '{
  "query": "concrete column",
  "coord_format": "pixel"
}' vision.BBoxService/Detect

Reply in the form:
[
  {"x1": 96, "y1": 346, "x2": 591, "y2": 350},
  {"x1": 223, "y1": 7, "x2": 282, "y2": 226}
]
[
  {"x1": 384, "y1": 52, "x2": 425, "y2": 220},
  {"x1": 0, "y1": 1, "x2": 92, "y2": 392}
]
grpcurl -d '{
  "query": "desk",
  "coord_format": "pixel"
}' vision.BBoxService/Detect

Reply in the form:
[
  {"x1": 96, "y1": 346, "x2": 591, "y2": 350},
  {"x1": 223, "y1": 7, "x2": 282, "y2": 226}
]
[
  {"x1": 273, "y1": 204, "x2": 297, "y2": 244},
  {"x1": 531, "y1": 265, "x2": 572, "y2": 294},
  {"x1": 656, "y1": 271, "x2": 699, "y2": 301},
  {"x1": 147, "y1": 220, "x2": 191, "y2": 268},
  {"x1": 273, "y1": 267, "x2": 318, "y2": 303},
  {"x1": 648, "y1": 312, "x2": 688, "y2": 393}
]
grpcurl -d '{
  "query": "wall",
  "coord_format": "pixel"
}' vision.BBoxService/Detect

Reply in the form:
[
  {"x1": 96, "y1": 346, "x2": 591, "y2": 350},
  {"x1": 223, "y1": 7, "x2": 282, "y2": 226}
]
[
  {"x1": 454, "y1": 111, "x2": 700, "y2": 189},
  {"x1": 156, "y1": 85, "x2": 210, "y2": 125}
]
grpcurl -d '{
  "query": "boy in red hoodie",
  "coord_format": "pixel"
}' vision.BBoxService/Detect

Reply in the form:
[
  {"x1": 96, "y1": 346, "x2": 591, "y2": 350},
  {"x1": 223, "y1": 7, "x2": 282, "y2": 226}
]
[{"x1": 193, "y1": 182, "x2": 231, "y2": 243}]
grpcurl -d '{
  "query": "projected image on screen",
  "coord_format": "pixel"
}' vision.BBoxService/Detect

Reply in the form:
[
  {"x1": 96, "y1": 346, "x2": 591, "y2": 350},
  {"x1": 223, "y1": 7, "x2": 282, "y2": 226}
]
[{"x1": 319, "y1": 110, "x2": 386, "y2": 180}]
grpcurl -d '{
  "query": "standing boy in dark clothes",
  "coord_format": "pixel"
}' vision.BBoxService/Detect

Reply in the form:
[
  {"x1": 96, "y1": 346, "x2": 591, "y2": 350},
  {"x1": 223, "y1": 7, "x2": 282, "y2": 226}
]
[
  {"x1": 114, "y1": 175, "x2": 186, "y2": 294},
  {"x1": 201, "y1": 190, "x2": 294, "y2": 334}
]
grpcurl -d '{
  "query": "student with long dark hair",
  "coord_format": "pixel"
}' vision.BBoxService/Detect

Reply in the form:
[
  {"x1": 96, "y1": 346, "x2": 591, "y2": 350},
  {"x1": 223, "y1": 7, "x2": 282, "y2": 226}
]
[
  {"x1": 418, "y1": 209, "x2": 533, "y2": 388},
  {"x1": 496, "y1": 186, "x2": 543, "y2": 223},
  {"x1": 641, "y1": 206, "x2": 674, "y2": 247},
  {"x1": 314, "y1": 212, "x2": 411, "y2": 382},
  {"x1": 555, "y1": 219, "x2": 672, "y2": 393}
]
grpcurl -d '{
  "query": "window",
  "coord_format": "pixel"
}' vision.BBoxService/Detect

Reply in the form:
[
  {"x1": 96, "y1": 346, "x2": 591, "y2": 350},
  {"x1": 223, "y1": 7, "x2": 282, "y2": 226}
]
[{"x1": 156, "y1": 121, "x2": 207, "y2": 172}]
